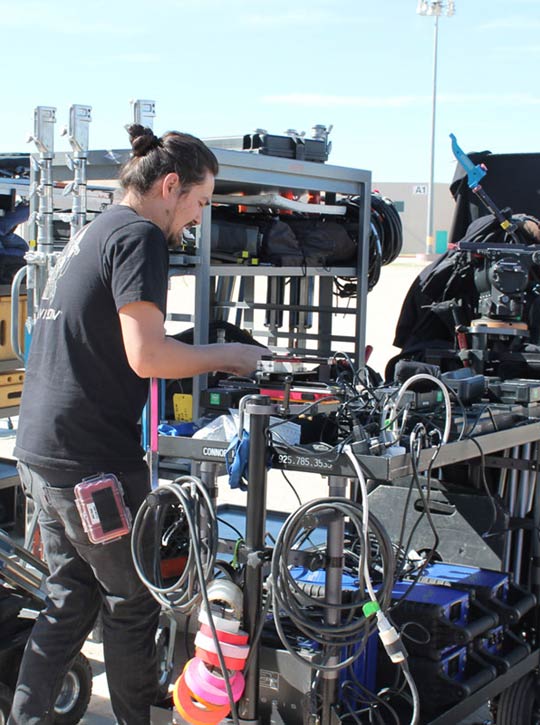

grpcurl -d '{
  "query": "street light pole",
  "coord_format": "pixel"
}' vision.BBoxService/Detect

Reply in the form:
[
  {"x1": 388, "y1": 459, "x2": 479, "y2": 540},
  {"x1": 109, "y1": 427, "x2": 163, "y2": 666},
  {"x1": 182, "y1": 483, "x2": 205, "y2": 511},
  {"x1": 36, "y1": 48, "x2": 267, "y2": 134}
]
[{"x1": 417, "y1": 1, "x2": 455, "y2": 256}]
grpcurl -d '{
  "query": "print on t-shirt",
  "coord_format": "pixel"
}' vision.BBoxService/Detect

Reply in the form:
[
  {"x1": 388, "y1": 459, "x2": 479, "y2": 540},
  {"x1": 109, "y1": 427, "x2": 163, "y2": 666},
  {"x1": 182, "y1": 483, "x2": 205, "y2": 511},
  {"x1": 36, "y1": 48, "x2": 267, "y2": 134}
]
[{"x1": 42, "y1": 224, "x2": 90, "y2": 305}]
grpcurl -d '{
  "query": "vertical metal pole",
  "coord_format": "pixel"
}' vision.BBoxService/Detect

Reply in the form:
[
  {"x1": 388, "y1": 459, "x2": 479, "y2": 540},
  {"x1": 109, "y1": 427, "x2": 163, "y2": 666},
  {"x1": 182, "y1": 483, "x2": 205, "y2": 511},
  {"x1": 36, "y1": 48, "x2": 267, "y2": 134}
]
[
  {"x1": 139, "y1": 98, "x2": 159, "y2": 486},
  {"x1": 319, "y1": 277, "x2": 333, "y2": 357},
  {"x1": 513, "y1": 443, "x2": 531, "y2": 580},
  {"x1": 65, "y1": 104, "x2": 91, "y2": 238},
  {"x1": 199, "y1": 461, "x2": 219, "y2": 558},
  {"x1": 503, "y1": 446, "x2": 520, "y2": 574},
  {"x1": 265, "y1": 277, "x2": 284, "y2": 345},
  {"x1": 238, "y1": 395, "x2": 271, "y2": 724},
  {"x1": 530, "y1": 445, "x2": 540, "y2": 623},
  {"x1": 199, "y1": 461, "x2": 219, "y2": 505},
  {"x1": 321, "y1": 478, "x2": 347, "y2": 724},
  {"x1": 192, "y1": 205, "x2": 212, "y2": 419},
  {"x1": 215, "y1": 276, "x2": 235, "y2": 323},
  {"x1": 425, "y1": 14, "x2": 439, "y2": 256},
  {"x1": 30, "y1": 106, "x2": 56, "y2": 307},
  {"x1": 355, "y1": 188, "x2": 370, "y2": 369},
  {"x1": 242, "y1": 276, "x2": 255, "y2": 334}
]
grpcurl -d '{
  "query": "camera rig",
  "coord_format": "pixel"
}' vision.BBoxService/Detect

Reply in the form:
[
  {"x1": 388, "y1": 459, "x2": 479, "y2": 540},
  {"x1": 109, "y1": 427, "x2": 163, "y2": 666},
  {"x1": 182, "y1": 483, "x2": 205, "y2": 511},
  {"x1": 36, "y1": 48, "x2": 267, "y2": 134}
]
[{"x1": 416, "y1": 136, "x2": 540, "y2": 378}]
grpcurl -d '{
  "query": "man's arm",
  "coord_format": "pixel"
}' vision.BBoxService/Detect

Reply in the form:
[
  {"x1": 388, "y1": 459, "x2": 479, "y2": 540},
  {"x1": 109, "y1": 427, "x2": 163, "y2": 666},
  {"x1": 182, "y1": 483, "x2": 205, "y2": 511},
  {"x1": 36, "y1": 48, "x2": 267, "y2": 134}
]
[{"x1": 119, "y1": 301, "x2": 265, "y2": 379}]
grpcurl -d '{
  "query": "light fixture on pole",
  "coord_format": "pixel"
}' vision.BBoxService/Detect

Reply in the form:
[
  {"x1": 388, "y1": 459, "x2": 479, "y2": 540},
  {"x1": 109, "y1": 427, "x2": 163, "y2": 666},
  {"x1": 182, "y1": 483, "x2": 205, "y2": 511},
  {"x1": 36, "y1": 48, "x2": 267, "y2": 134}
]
[{"x1": 417, "y1": 0, "x2": 455, "y2": 256}]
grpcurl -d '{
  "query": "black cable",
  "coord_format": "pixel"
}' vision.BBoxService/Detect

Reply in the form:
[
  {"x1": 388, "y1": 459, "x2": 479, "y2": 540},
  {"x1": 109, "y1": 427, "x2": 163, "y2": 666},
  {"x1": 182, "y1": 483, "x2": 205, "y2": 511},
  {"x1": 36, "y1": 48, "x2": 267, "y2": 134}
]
[
  {"x1": 131, "y1": 476, "x2": 241, "y2": 724},
  {"x1": 131, "y1": 478, "x2": 218, "y2": 611},
  {"x1": 402, "y1": 435, "x2": 442, "y2": 559},
  {"x1": 270, "y1": 498, "x2": 395, "y2": 671},
  {"x1": 280, "y1": 469, "x2": 302, "y2": 507},
  {"x1": 392, "y1": 431, "x2": 443, "y2": 613},
  {"x1": 468, "y1": 437, "x2": 499, "y2": 537},
  {"x1": 217, "y1": 516, "x2": 244, "y2": 541}
]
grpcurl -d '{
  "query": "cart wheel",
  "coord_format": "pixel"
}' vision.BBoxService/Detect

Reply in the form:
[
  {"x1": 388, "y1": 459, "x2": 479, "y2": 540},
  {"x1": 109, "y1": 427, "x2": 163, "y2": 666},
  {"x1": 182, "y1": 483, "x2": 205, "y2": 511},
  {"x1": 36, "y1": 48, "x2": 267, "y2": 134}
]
[
  {"x1": 156, "y1": 624, "x2": 174, "y2": 702},
  {"x1": 53, "y1": 652, "x2": 93, "y2": 725},
  {"x1": 495, "y1": 672, "x2": 540, "y2": 725},
  {"x1": 0, "y1": 682, "x2": 14, "y2": 725}
]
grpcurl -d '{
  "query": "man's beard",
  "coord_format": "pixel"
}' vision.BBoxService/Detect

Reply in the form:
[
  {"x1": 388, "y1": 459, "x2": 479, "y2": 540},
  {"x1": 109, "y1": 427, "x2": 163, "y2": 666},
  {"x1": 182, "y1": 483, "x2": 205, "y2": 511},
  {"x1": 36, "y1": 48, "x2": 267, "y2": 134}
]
[{"x1": 167, "y1": 231, "x2": 183, "y2": 250}]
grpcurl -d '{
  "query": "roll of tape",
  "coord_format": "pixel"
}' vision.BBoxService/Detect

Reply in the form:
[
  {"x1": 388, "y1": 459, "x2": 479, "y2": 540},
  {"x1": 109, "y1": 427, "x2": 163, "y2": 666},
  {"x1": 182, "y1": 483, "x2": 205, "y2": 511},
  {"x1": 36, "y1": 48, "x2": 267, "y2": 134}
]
[
  {"x1": 194, "y1": 631, "x2": 250, "y2": 661},
  {"x1": 195, "y1": 646, "x2": 246, "y2": 672},
  {"x1": 206, "y1": 580, "x2": 243, "y2": 619},
  {"x1": 199, "y1": 623, "x2": 249, "y2": 646},
  {"x1": 198, "y1": 609, "x2": 240, "y2": 633},
  {"x1": 173, "y1": 673, "x2": 230, "y2": 725},
  {"x1": 199, "y1": 661, "x2": 243, "y2": 691},
  {"x1": 190, "y1": 691, "x2": 224, "y2": 711},
  {"x1": 184, "y1": 658, "x2": 245, "y2": 706}
]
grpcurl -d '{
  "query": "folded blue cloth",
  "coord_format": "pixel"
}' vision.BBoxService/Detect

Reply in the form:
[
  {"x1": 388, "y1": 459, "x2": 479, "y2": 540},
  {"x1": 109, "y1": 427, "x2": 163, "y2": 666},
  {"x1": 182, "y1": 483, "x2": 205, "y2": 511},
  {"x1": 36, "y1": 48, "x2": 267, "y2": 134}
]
[
  {"x1": 225, "y1": 432, "x2": 250, "y2": 491},
  {"x1": 158, "y1": 422, "x2": 198, "y2": 437}
]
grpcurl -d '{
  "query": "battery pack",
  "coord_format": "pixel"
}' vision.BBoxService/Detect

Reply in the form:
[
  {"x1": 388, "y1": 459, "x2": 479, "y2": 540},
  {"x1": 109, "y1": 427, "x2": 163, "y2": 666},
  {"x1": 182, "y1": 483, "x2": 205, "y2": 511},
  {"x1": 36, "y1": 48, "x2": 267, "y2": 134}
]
[
  {"x1": 475, "y1": 625, "x2": 530, "y2": 675},
  {"x1": 390, "y1": 581, "x2": 498, "y2": 657},
  {"x1": 406, "y1": 646, "x2": 496, "y2": 717},
  {"x1": 416, "y1": 562, "x2": 536, "y2": 625}
]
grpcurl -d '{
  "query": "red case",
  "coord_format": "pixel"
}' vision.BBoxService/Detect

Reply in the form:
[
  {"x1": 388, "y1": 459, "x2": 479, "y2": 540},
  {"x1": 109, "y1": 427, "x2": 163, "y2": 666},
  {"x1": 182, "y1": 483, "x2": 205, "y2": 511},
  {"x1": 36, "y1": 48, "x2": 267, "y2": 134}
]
[{"x1": 74, "y1": 473, "x2": 132, "y2": 545}]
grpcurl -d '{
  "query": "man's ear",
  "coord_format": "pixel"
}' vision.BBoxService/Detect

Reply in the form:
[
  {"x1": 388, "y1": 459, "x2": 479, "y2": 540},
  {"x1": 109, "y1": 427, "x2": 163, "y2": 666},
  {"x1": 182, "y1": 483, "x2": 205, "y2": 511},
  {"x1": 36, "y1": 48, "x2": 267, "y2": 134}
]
[{"x1": 161, "y1": 172, "x2": 181, "y2": 199}]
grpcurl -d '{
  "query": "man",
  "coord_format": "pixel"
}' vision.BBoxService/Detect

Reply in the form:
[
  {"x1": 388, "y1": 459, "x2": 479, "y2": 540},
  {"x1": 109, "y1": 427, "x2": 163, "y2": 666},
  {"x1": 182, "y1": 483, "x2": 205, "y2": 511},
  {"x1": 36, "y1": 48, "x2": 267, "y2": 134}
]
[{"x1": 9, "y1": 126, "x2": 265, "y2": 724}]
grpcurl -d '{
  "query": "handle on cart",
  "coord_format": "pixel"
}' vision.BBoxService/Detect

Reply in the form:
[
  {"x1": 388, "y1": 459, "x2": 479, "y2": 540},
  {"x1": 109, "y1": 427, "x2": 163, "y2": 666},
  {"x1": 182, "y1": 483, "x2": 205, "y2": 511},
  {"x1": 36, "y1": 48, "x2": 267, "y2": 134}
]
[{"x1": 11, "y1": 264, "x2": 28, "y2": 365}]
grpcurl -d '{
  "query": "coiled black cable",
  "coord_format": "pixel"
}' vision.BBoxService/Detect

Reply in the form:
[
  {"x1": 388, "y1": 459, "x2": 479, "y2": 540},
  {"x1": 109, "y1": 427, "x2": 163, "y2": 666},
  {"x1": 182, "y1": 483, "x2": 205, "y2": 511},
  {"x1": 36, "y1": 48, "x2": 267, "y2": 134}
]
[
  {"x1": 336, "y1": 193, "x2": 403, "y2": 296},
  {"x1": 131, "y1": 476, "x2": 218, "y2": 612},
  {"x1": 269, "y1": 497, "x2": 395, "y2": 671}
]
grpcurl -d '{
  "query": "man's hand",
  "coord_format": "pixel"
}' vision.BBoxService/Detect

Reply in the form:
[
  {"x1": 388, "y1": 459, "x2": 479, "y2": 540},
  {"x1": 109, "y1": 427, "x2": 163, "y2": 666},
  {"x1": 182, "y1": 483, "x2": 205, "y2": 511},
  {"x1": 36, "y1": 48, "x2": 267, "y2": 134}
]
[
  {"x1": 215, "y1": 342, "x2": 268, "y2": 376},
  {"x1": 119, "y1": 301, "x2": 270, "y2": 379}
]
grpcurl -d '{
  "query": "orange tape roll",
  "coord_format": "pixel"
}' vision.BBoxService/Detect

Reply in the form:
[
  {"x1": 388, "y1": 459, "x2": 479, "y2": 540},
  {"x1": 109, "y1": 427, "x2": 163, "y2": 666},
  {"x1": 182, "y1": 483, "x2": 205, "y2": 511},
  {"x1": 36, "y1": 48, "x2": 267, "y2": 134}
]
[{"x1": 172, "y1": 673, "x2": 230, "y2": 725}]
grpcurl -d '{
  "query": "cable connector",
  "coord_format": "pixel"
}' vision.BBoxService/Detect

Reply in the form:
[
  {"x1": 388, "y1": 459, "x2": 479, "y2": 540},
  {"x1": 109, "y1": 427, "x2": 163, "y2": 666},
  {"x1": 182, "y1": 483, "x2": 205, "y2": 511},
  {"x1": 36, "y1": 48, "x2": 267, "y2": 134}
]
[{"x1": 376, "y1": 611, "x2": 407, "y2": 664}]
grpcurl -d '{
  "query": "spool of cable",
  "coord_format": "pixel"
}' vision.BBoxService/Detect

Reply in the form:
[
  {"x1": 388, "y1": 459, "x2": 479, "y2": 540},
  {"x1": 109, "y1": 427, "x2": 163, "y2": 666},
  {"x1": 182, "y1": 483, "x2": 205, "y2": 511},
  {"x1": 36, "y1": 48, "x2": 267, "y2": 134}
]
[
  {"x1": 184, "y1": 658, "x2": 245, "y2": 706},
  {"x1": 173, "y1": 673, "x2": 230, "y2": 725}
]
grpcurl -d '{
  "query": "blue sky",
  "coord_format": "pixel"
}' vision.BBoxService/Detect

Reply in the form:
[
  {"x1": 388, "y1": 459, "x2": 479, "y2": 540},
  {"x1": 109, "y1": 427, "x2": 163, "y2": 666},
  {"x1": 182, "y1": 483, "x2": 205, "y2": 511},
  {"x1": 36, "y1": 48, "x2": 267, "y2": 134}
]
[{"x1": 1, "y1": 0, "x2": 538, "y2": 184}]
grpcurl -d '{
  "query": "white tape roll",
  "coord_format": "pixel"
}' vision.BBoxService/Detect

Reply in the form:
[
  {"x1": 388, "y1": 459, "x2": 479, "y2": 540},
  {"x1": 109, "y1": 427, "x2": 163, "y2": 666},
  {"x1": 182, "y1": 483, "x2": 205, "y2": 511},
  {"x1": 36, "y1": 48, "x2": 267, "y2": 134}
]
[
  {"x1": 198, "y1": 608, "x2": 241, "y2": 633},
  {"x1": 206, "y1": 579, "x2": 244, "y2": 619}
]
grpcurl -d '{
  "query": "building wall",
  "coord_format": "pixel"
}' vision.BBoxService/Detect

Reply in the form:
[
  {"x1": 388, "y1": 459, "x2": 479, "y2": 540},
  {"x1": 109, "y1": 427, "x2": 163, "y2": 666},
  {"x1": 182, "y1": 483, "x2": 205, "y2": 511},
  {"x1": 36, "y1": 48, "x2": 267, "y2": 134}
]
[{"x1": 372, "y1": 181, "x2": 456, "y2": 256}]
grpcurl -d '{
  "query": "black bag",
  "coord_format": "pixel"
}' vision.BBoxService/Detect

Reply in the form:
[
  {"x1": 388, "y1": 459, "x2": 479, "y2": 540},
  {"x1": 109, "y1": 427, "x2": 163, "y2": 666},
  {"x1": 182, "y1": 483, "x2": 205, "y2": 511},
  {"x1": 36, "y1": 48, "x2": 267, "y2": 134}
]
[
  {"x1": 287, "y1": 219, "x2": 357, "y2": 266},
  {"x1": 260, "y1": 220, "x2": 304, "y2": 266},
  {"x1": 260, "y1": 218, "x2": 356, "y2": 267}
]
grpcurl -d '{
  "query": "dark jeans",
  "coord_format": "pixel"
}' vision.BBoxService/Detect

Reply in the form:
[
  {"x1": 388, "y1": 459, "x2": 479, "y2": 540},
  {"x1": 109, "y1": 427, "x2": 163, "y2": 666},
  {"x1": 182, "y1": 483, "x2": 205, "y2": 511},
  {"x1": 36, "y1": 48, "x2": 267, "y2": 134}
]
[{"x1": 8, "y1": 463, "x2": 161, "y2": 725}]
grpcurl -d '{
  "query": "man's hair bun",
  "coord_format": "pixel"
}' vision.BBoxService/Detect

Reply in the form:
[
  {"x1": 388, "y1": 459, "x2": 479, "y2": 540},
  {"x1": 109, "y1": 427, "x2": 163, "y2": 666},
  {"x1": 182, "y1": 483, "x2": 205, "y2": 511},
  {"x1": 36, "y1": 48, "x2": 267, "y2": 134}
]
[{"x1": 126, "y1": 123, "x2": 162, "y2": 157}]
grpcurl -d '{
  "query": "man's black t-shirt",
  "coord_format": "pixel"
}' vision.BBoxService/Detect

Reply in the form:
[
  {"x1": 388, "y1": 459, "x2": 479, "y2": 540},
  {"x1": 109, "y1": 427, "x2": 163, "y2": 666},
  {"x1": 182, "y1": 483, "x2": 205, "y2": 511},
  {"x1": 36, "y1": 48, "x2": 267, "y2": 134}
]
[{"x1": 14, "y1": 205, "x2": 169, "y2": 471}]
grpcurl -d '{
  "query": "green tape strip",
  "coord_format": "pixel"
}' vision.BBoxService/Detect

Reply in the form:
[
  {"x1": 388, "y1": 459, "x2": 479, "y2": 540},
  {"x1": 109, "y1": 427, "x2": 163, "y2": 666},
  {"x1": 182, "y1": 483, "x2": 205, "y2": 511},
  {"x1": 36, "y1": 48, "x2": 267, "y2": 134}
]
[{"x1": 362, "y1": 601, "x2": 380, "y2": 617}]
